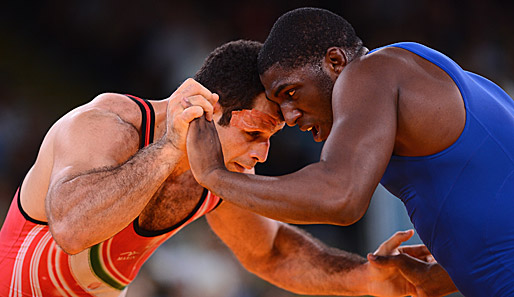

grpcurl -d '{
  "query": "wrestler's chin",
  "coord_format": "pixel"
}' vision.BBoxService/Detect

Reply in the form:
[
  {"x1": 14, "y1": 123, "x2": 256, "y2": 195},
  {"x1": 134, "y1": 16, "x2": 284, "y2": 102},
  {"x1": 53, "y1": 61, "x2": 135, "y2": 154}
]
[
  {"x1": 228, "y1": 162, "x2": 246, "y2": 173},
  {"x1": 313, "y1": 124, "x2": 331, "y2": 142}
]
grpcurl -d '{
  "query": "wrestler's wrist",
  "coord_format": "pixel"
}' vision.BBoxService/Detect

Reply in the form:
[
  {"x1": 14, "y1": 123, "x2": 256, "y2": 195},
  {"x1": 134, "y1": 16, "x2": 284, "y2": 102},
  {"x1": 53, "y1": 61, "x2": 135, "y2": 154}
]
[
  {"x1": 357, "y1": 261, "x2": 397, "y2": 296},
  {"x1": 329, "y1": 262, "x2": 372, "y2": 296},
  {"x1": 154, "y1": 137, "x2": 187, "y2": 167},
  {"x1": 355, "y1": 262, "x2": 377, "y2": 295},
  {"x1": 200, "y1": 166, "x2": 226, "y2": 188}
]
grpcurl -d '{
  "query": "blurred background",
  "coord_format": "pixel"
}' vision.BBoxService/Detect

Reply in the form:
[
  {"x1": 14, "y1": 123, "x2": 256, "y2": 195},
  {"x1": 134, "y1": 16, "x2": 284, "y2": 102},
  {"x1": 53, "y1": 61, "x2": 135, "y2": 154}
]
[{"x1": 1, "y1": 0, "x2": 513, "y2": 296}]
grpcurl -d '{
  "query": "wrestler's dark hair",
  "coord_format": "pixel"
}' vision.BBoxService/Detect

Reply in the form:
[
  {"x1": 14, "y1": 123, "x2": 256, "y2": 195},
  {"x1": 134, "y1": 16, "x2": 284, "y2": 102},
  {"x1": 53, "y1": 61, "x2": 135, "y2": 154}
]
[
  {"x1": 194, "y1": 40, "x2": 264, "y2": 126},
  {"x1": 258, "y1": 7, "x2": 364, "y2": 74}
]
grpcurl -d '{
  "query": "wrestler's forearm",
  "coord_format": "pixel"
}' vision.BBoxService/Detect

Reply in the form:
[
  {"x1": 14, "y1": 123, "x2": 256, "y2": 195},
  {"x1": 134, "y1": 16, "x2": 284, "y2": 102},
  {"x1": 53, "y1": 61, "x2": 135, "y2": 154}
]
[
  {"x1": 46, "y1": 139, "x2": 184, "y2": 254},
  {"x1": 208, "y1": 203, "x2": 405, "y2": 296},
  {"x1": 242, "y1": 224, "x2": 374, "y2": 296},
  {"x1": 204, "y1": 161, "x2": 373, "y2": 226}
]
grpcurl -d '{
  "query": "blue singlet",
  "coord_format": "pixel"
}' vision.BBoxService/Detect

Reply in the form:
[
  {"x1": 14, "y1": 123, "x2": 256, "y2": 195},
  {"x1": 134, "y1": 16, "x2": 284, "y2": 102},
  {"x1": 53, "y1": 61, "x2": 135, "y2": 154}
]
[{"x1": 377, "y1": 42, "x2": 514, "y2": 296}]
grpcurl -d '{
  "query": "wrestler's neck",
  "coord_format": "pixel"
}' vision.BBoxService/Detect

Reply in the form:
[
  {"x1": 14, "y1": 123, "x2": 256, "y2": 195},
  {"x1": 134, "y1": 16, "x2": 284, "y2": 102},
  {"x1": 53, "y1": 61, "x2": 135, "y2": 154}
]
[{"x1": 150, "y1": 100, "x2": 169, "y2": 140}]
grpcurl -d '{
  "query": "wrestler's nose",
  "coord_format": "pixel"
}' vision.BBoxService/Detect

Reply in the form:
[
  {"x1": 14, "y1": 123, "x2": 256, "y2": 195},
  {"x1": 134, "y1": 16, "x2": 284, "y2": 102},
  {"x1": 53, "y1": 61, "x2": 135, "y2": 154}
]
[
  {"x1": 250, "y1": 140, "x2": 270, "y2": 163},
  {"x1": 281, "y1": 104, "x2": 302, "y2": 127}
]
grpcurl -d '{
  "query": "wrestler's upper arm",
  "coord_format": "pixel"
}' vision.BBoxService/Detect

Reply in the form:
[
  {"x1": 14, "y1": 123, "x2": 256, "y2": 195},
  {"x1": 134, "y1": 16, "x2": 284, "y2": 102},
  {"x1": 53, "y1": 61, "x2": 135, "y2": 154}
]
[
  {"x1": 318, "y1": 53, "x2": 399, "y2": 217},
  {"x1": 49, "y1": 101, "x2": 140, "y2": 187}
]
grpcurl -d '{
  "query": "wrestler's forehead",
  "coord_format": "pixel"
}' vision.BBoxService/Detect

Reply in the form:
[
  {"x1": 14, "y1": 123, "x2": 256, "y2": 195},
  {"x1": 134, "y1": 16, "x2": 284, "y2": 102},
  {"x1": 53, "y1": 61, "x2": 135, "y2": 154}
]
[
  {"x1": 251, "y1": 92, "x2": 282, "y2": 120},
  {"x1": 230, "y1": 93, "x2": 285, "y2": 133},
  {"x1": 230, "y1": 108, "x2": 284, "y2": 133}
]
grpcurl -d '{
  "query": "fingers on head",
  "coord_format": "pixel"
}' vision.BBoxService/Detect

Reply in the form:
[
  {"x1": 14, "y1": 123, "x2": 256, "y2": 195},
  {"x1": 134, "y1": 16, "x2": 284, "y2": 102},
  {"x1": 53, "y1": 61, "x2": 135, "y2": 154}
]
[
  {"x1": 185, "y1": 95, "x2": 214, "y2": 112},
  {"x1": 181, "y1": 98, "x2": 193, "y2": 108},
  {"x1": 185, "y1": 95, "x2": 215, "y2": 121},
  {"x1": 181, "y1": 106, "x2": 205, "y2": 122},
  {"x1": 179, "y1": 78, "x2": 218, "y2": 104}
]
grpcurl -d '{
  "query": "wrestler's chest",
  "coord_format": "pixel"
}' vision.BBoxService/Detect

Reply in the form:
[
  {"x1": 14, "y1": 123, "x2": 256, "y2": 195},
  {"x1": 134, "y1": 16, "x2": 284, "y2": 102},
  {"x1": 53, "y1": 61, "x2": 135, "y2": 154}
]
[{"x1": 138, "y1": 171, "x2": 204, "y2": 231}]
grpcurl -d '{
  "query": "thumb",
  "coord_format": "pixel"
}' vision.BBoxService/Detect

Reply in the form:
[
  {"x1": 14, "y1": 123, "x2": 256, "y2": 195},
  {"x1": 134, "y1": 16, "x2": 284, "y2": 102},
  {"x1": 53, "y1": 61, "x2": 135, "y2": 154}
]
[
  {"x1": 371, "y1": 253, "x2": 433, "y2": 282},
  {"x1": 374, "y1": 229, "x2": 415, "y2": 256},
  {"x1": 367, "y1": 253, "x2": 397, "y2": 268}
]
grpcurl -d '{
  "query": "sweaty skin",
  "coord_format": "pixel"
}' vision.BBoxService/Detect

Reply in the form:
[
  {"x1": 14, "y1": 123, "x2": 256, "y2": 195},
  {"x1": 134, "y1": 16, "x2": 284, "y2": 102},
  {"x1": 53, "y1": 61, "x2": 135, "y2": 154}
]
[
  {"x1": 1, "y1": 34, "x2": 455, "y2": 296},
  {"x1": 230, "y1": 109, "x2": 281, "y2": 133},
  {"x1": 4, "y1": 86, "x2": 422, "y2": 296},
  {"x1": 186, "y1": 46, "x2": 462, "y2": 296},
  {"x1": 187, "y1": 46, "x2": 465, "y2": 224}
]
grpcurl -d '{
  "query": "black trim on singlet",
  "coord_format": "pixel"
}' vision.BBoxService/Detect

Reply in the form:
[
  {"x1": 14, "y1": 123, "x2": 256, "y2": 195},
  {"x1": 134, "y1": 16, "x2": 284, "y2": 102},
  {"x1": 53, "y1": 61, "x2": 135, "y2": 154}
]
[
  {"x1": 17, "y1": 182, "x2": 48, "y2": 225},
  {"x1": 125, "y1": 95, "x2": 155, "y2": 148},
  {"x1": 211, "y1": 196, "x2": 224, "y2": 211},
  {"x1": 145, "y1": 100, "x2": 155, "y2": 144},
  {"x1": 133, "y1": 188, "x2": 209, "y2": 237}
]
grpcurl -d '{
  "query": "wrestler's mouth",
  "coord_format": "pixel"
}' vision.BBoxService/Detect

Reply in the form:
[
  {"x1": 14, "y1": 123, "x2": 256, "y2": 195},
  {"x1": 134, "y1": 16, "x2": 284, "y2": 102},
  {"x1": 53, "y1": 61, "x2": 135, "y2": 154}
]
[
  {"x1": 233, "y1": 162, "x2": 253, "y2": 173},
  {"x1": 306, "y1": 125, "x2": 321, "y2": 141},
  {"x1": 311, "y1": 125, "x2": 319, "y2": 139},
  {"x1": 233, "y1": 163, "x2": 246, "y2": 172}
]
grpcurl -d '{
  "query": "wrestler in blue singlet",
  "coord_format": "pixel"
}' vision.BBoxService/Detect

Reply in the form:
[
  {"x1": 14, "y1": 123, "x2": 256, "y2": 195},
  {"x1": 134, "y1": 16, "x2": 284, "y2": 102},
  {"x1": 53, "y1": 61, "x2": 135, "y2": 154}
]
[{"x1": 378, "y1": 42, "x2": 514, "y2": 297}]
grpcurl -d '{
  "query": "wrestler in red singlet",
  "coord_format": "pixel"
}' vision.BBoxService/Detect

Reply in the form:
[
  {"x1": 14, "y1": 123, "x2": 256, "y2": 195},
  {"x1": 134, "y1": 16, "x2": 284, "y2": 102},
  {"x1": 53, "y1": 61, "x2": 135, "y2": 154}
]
[{"x1": 0, "y1": 96, "x2": 221, "y2": 297}]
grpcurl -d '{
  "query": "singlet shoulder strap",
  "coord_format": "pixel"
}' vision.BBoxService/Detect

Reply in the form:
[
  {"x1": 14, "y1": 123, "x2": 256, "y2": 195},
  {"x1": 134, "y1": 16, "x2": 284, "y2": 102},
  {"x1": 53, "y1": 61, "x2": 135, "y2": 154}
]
[
  {"x1": 210, "y1": 192, "x2": 223, "y2": 211},
  {"x1": 125, "y1": 95, "x2": 155, "y2": 148}
]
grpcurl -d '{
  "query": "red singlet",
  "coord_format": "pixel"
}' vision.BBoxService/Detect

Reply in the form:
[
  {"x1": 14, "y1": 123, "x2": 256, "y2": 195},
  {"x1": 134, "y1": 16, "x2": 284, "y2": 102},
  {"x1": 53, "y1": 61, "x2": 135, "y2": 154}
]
[{"x1": 0, "y1": 96, "x2": 221, "y2": 296}]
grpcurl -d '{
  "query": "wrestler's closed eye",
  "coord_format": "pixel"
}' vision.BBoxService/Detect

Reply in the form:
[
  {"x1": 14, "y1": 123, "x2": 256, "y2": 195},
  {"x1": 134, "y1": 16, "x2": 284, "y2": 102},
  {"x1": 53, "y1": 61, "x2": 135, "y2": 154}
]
[{"x1": 246, "y1": 131, "x2": 262, "y2": 139}]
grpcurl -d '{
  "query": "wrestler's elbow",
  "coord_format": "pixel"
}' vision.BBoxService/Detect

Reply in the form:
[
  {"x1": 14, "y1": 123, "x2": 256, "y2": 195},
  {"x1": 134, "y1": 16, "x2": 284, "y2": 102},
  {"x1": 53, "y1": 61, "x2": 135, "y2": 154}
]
[
  {"x1": 48, "y1": 219, "x2": 88, "y2": 255},
  {"x1": 322, "y1": 190, "x2": 369, "y2": 226}
]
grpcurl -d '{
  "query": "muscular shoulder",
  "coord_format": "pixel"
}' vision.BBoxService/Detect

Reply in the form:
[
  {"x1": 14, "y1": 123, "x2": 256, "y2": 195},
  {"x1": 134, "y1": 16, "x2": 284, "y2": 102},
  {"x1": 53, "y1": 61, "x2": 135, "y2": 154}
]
[
  {"x1": 59, "y1": 93, "x2": 139, "y2": 137},
  {"x1": 50, "y1": 93, "x2": 142, "y2": 167},
  {"x1": 332, "y1": 47, "x2": 422, "y2": 109},
  {"x1": 88, "y1": 93, "x2": 143, "y2": 127},
  {"x1": 330, "y1": 48, "x2": 408, "y2": 112},
  {"x1": 341, "y1": 47, "x2": 413, "y2": 83},
  {"x1": 21, "y1": 93, "x2": 144, "y2": 217}
]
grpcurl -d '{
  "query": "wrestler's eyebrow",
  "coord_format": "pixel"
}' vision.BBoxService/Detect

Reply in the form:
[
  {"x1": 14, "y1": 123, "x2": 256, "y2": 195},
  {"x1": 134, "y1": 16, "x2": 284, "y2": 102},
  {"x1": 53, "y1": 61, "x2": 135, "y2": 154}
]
[{"x1": 274, "y1": 83, "x2": 288, "y2": 97}]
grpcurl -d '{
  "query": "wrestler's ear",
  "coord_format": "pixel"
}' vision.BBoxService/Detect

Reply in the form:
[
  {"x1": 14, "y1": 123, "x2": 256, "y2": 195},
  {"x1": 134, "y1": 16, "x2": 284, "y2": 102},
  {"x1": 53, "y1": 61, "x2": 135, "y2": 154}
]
[
  {"x1": 212, "y1": 102, "x2": 223, "y2": 121},
  {"x1": 213, "y1": 102, "x2": 222, "y2": 113},
  {"x1": 324, "y1": 47, "x2": 347, "y2": 74}
]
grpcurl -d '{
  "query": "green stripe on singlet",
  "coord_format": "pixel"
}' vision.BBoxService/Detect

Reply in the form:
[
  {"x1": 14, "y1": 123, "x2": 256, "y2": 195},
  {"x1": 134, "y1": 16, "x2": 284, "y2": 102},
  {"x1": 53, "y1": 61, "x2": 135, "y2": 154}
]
[{"x1": 89, "y1": 244, "x2": 127, "y2": 290}]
